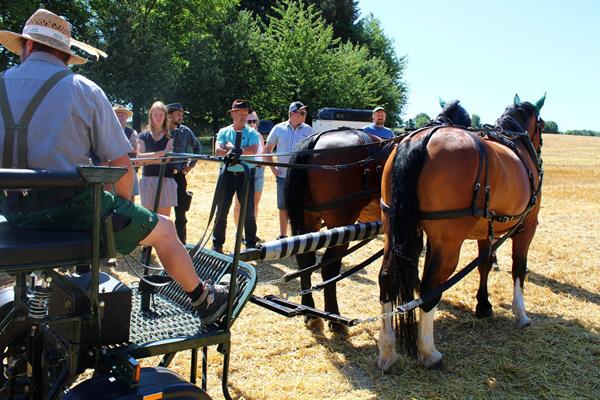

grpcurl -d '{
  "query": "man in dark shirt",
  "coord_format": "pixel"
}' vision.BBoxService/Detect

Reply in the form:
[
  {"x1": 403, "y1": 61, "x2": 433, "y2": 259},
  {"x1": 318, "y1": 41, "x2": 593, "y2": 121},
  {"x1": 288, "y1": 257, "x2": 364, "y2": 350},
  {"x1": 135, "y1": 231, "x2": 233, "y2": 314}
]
[{"x1": 167, "y1": 103, "x2": 202, "y2": 243}]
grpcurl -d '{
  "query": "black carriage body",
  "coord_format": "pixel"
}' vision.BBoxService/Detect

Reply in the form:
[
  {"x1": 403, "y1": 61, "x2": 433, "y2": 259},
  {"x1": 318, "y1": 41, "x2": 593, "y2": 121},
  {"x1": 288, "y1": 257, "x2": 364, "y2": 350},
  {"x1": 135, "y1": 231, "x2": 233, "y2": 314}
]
[{"x1": 48, "y1": 271, "x2": 132, "y2": 345}]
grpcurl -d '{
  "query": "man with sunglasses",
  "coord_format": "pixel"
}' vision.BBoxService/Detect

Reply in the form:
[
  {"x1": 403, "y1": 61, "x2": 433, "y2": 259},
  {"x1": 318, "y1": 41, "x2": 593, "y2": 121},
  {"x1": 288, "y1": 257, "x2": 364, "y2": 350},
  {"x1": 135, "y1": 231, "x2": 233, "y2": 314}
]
[{"x1": 265, "y1": 101, "x2": 314, "y2": 239}]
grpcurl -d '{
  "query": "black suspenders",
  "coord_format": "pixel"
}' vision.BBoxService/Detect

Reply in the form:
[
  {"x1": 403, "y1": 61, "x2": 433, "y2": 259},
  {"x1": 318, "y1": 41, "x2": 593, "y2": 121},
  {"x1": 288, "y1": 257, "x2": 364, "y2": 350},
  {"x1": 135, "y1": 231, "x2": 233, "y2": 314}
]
[{"x1": 0, "y1": 69, "x2": 73, "y2": 168}]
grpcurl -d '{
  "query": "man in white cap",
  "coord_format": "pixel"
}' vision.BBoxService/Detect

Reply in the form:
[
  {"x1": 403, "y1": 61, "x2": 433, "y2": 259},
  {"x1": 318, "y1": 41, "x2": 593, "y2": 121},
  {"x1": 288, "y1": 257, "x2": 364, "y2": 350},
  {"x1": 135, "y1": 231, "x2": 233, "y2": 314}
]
[
  {"x1": 0, "y1": 9, "x2": 229, "y2": 325},
  {"x1": 362, "y1": 106, "x2": 394, "y2": 139},
  {"x1": 265, "y1": 101, "x2": 314, "y2": 238}
]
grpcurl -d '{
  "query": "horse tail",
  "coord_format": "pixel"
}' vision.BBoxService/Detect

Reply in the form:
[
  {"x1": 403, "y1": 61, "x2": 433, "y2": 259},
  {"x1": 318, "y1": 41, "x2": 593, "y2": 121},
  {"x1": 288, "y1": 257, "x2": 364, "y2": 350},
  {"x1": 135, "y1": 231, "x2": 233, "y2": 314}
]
[
  {"x1": 386, "y1": 130, "x2": 435, "y2": 357},
  {"x1": 285, "y1": 135, "x2": 320, "y2": 235}
]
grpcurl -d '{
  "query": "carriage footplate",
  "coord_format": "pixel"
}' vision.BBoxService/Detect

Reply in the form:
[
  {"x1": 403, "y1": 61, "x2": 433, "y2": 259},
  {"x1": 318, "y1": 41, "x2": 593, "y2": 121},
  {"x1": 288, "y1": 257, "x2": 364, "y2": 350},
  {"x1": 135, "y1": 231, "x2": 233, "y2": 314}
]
[{"x1": 250, "y1": 295, "x2": 355, "y2": 326}]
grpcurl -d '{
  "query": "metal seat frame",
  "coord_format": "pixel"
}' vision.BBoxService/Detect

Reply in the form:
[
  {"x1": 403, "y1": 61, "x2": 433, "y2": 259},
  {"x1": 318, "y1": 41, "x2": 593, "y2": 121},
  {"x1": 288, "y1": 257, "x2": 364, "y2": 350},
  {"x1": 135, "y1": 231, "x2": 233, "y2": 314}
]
[{"x1": 0, "y1": 165, "x2": 257, "y2": 399}]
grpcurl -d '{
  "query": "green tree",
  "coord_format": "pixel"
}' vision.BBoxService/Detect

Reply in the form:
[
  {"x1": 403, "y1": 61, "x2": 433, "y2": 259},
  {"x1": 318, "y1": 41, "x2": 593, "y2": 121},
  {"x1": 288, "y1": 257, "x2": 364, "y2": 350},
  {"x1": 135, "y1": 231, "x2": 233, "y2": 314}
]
[
  {"x1": 239, "y1": 0, "x2": 360, "y2": 42},
  {"x1": 471, "y1": 114, "x2": 481, "y2": 129},
  {"x1": 543, "y1": 120, "x2": 559, "y2": 133},
  {"x1": 415, "y1": 112, "x2": 430, "y2": 128},
  {"x1": 86, "y1": 0, "x2": 234, "y2": 130},
  {"x1": 173, "y1": 10, "x2": 264, "y2": 132},
  {"x1": 256, "y1": 0, "x2": 404, "y2": 123},
  {"x1": 405, "y1": 118, "x2": 416, "y2": 129},
  {"x1": 353, "y1": 14, "x2": 407, "y2": 124}
]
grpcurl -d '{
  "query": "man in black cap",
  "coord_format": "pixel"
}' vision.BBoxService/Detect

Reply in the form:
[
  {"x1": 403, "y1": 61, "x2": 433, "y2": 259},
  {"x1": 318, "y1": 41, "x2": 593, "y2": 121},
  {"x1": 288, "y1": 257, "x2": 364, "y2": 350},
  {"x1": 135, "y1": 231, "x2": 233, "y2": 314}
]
[{"x1": 167, "y1": 103, "x2": 202, "y2": 243}]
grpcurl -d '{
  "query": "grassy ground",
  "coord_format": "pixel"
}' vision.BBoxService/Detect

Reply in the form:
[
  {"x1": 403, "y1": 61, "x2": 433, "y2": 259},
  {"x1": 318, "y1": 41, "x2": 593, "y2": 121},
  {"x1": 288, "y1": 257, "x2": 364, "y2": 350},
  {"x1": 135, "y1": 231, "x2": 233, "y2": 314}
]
[
  {"x1": 161, "y1": 134, "x2": 600, "y2": 399},
  {"x1": 3, "y1": 134, "x2": 600, "y2": 399}
]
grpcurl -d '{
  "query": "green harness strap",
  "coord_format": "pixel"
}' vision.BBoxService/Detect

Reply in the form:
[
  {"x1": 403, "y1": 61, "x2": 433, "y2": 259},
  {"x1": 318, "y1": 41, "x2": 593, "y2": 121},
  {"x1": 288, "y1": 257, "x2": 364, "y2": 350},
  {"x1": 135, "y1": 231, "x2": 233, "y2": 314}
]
[{"x1": 0, "y1": 69, "x2": 73, "y2": 168}]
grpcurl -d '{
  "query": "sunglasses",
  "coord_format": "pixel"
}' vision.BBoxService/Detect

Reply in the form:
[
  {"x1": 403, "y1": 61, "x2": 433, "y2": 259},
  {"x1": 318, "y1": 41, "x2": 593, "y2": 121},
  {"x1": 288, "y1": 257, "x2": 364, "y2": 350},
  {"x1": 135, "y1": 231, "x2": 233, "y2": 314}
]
[
  {"x1": 295, "y1": 111, "x2": 307, "y2": 116},
  {"x1": 247, "y1": 119, "x2": 258, "y2": 124}
]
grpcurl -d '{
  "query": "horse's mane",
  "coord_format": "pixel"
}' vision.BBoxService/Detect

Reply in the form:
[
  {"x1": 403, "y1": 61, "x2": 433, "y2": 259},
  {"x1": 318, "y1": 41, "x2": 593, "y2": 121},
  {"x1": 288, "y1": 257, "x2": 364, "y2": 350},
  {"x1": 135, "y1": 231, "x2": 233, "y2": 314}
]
[
  {"x1": 497, "y1": 102, "x2": 539, "y2": 132},
  {"x1": 432, "y1": 100, "x2": 471, "y2": 128}
]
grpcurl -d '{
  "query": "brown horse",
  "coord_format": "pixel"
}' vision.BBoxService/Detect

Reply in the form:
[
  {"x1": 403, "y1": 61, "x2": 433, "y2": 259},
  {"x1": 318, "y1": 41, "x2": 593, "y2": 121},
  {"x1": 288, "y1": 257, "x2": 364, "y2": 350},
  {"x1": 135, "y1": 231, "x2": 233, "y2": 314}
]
[
  {"x1": 377, "y1": 95, "x2": 545, "y2": 370},
  {"x1": 285, "y1": 128, "x2": 392, "y2": 334}
]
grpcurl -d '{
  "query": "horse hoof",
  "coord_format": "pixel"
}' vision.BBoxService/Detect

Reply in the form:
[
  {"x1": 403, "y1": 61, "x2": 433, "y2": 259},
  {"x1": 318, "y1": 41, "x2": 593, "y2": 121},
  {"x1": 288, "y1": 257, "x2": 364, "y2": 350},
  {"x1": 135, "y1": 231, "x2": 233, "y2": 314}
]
[
  {"x1": 377, "y1": 351, "x2": 399, "y2": 372},
  {"x1": 426, "y1": 358, "x2": 443, "y2": 370},
  {"x1": 420, "y1": 350, "x2": 443, "y2": 370},
  {"x1": 328, "y1": 321, "x2": 349, "y2": 336},
  {"x1": 304, "y1": 316, "x2": 324, "y2": 331},
  {"x1": 516, "y1": 315, "x2": 531, "y2": 329},
  {"x1": 476, "y1": 305, "x2": 493, "y2": 319}
]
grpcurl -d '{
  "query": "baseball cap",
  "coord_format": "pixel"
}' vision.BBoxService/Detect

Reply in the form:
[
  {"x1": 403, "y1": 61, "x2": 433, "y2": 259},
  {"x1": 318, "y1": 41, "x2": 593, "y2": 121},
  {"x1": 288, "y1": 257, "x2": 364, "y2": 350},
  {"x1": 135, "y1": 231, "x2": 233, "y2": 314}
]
[{"x1": 289, "y1": 101, "x2": 308, "y2": 113}]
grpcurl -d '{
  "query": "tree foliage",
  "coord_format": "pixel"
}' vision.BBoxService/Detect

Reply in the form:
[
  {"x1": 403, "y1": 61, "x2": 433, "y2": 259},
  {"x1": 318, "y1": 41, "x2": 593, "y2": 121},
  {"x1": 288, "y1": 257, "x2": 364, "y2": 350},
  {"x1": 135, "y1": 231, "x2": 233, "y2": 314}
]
[
  {"x1": 543, "y1": 120, "x2": 559, "y2": 133},
  {"x1": 471, "y1": 114, "x2": 481, "y2": 129},
  {"x1": 1, "y1": 0, "x2": 407, "y2": 132},
  {"x1": 415, "y1": 112, "x2": 430, "y2": 128}
]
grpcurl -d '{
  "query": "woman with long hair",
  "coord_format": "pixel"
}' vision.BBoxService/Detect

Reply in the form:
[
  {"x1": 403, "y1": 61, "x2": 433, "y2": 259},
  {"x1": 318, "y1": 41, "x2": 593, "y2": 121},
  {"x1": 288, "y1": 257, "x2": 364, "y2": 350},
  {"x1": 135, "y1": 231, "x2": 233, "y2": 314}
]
[{"x1": 137, "y1": 101, "x2": 177, "y2": 216}]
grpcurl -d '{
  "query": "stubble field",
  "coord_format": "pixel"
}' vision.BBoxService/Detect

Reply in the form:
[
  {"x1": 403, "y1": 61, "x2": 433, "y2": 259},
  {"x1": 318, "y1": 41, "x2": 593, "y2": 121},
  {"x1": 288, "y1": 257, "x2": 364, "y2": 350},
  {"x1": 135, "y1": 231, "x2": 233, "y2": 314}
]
[
  {"x1": 127, "y1": 133, "x2": 598, "y2": 399},
  {"x1": 5, "y1": 134, "x2": 599, "y2": 399}
]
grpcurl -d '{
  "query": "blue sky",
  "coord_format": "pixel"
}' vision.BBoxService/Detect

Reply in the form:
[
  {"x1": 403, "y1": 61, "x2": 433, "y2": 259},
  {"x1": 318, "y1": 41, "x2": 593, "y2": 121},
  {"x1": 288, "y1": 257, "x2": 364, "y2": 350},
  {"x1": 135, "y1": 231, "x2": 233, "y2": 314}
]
[{"x1": 358, "y1": 0, "x2": 599, "y2": 131}]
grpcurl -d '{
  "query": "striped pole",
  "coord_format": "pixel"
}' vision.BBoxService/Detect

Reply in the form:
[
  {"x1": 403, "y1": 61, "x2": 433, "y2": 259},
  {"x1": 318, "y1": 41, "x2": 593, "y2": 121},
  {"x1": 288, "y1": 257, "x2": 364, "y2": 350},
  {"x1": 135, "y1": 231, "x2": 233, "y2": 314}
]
[{"x1": 240, "y1": 221, "x2": 382, "y2": 261}]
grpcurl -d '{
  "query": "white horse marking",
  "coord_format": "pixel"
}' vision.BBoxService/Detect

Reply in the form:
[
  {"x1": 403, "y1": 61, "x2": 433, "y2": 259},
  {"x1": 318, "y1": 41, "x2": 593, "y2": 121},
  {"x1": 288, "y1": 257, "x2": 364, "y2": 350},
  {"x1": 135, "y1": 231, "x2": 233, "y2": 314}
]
[
  {"x1": 377, "y1": 302, "x2": 399, "y2": 371},
  {"x1": 512, "y1": 277, "x2": 531, "y2": 329},
  {"x1": 418, "y1": 307, "x2": 442, "y2": 369}
]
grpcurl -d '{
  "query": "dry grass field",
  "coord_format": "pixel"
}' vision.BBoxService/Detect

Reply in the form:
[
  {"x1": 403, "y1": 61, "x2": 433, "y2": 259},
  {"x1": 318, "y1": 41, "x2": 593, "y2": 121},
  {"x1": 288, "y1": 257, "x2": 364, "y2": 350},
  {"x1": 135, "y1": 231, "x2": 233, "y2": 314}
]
[
  {"x1": 3, "y1": 134, "x2": 599, "y2": 399},
  {"x1": 138, "y1": 133, "x2": 598, "y2": 399}
]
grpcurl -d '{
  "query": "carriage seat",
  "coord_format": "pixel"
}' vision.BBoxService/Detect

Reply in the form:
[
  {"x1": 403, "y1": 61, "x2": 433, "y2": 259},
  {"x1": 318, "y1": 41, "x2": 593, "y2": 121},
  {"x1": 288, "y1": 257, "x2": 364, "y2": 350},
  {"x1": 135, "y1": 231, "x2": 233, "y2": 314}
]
[{"x1": 0, "y1": 219, "x2": 92, "y2": 269}]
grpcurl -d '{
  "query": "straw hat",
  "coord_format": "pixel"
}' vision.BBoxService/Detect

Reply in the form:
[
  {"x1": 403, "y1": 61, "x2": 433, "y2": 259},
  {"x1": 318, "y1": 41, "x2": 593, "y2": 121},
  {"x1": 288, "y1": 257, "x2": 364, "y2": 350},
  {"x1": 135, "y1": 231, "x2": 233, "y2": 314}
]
[
  {"x1": 113, "y1": 104, "x2": 133, "y2": 118},
  {"x1": 0, "y1": 8, "x2": 107, "y2": 65}
]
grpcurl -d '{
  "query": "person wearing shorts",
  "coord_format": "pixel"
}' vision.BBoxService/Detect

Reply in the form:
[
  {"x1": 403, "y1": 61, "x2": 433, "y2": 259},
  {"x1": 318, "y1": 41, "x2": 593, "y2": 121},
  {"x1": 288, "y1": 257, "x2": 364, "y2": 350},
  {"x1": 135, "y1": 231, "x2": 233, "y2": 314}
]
[
  {"x1": 0, "y1": 8, "x2": 229, "y2": 325},
  {"x1": 265, "y1": 101, "x2": 314, "y2": 238}
]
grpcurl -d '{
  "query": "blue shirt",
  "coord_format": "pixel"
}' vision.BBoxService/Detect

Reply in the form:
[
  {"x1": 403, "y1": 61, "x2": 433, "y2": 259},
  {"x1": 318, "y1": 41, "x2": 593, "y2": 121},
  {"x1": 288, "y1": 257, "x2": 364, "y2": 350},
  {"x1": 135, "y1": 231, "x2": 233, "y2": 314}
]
[
  {"x1": 266, "y1": 121, "x2": 314, "y2": 177},
  {"x1": 216, "y1": 124, "x2": 260, "y2": 172},
  {"x1": 0, "y1": 52, "x2": 131, "y2": 170},
  {"x1": 362, "y1": 123, "x2": 394, "y2": 139}
]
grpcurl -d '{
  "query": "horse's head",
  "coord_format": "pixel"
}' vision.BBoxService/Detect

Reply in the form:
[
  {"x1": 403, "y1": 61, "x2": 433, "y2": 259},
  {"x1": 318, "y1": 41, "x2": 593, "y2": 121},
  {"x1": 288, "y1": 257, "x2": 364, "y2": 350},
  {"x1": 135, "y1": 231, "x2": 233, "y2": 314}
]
[
  {"x1": 435, "y1": 98, "x2": 471, "y2": 128},
  {"x1": 498, "y1": 93, "x2": 545, "y2": 151}
]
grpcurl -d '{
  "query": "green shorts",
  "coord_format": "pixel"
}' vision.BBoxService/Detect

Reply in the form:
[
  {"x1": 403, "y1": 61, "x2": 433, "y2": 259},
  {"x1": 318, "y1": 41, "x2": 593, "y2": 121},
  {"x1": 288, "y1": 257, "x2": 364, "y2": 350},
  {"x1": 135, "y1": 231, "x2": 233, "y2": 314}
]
[{"x1": 3, "y1": 188, "x2": 159, "y2": 255}]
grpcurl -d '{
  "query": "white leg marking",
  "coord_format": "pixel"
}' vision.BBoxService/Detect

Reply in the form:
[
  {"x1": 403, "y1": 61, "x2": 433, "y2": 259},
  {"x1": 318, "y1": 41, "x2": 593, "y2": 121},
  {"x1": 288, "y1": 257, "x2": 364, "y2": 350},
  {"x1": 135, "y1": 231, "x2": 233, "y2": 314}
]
[
  {"x1": 377, "y1": 302, "x2": 399, "y2": 371},
  {"x1": 418, "y1": 307, "x2": 442, "y2": 369},
  {"x1": 512, "y1": 277, "x2": 531, "y2": 329}
]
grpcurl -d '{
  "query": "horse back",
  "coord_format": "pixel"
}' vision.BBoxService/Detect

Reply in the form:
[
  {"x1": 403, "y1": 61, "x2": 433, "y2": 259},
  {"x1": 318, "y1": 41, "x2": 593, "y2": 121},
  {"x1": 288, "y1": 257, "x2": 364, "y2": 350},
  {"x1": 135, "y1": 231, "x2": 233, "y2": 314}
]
[{"x1": 417, "y1": 128, "x2": 535, "y2": 234}]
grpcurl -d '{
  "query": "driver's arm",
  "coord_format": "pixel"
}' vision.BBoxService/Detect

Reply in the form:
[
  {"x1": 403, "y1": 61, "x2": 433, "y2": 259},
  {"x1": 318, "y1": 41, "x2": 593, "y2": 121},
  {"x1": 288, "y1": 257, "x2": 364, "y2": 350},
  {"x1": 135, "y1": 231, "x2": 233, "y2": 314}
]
[{"x1": 109, "y1": 153, "x2": 134, "y2": 200}]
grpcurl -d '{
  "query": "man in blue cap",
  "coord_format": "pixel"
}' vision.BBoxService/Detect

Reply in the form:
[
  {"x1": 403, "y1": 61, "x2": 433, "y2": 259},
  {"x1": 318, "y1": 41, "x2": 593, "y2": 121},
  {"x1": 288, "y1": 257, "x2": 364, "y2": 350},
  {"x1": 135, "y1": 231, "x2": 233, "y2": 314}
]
[
  {"x1": 362, "y1": 106, "x2": 394, "y2": 139},
  {"x1": 265, "y1": 101, "x2": 314, "y2": 239},
  {"x1": 167, "y1": 102, "x2": 202, "y2": 244}
]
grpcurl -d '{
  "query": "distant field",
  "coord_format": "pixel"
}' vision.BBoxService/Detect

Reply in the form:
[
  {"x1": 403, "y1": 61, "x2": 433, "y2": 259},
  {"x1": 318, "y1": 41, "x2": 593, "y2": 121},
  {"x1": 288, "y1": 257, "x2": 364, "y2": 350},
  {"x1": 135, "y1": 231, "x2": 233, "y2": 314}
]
[{"x1": 3, "y1": 134, "x2": 599, "y2": 399}]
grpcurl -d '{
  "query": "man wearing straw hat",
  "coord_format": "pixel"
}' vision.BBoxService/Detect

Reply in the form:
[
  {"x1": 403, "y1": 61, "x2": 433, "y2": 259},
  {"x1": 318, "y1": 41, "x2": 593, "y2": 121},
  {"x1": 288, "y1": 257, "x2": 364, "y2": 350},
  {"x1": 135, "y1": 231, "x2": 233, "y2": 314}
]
[
  {"x1": 113, "y1": 104, "x2": 140, "y2": 201},
  {"x1": 0, "y1": 9, "x2": 230, "y2": 325}
]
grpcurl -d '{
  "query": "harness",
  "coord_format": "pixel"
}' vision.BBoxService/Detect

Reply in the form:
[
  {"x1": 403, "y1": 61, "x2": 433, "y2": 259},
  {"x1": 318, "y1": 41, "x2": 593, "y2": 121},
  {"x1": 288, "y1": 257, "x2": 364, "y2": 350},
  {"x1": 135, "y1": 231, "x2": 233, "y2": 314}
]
[
  {"x1": 381, "y1": 122, "x2": 543, "y2": 243},
  {"x1": 304, "y1": 131, "x2": 397, "y2": 212}
]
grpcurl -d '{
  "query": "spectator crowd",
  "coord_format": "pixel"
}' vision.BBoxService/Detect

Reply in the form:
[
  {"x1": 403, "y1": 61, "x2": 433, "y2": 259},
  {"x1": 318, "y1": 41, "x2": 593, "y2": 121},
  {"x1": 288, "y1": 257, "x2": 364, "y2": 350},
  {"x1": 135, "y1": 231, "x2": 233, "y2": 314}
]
[{"x1": 115, "y1": 98, "x2": 396, "y2": 253}]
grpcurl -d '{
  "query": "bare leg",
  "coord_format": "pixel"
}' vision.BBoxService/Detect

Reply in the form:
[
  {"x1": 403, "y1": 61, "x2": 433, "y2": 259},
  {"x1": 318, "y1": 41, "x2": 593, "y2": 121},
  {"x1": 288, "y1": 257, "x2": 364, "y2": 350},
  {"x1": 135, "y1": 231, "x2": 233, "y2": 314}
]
[
  {"x1": 254, "y1": 190, "x2": 262, "y2": 219},
  {"x1": 140, "y1": 215, "x2": 200, "y2": 292},
  {"x1": 278, "y1": 209, "x2": 288, "y2": 237}
]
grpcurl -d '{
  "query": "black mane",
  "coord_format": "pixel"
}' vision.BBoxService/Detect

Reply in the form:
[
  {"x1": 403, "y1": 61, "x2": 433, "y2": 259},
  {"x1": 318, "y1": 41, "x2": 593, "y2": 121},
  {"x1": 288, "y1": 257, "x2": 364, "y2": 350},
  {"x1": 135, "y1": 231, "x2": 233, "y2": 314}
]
[
  {"x1": 498, "y1": 101, "x2": 539, "y2": 132},
  {"x1": 434, "y1": 100, "x2": 471, "y2": 128}
]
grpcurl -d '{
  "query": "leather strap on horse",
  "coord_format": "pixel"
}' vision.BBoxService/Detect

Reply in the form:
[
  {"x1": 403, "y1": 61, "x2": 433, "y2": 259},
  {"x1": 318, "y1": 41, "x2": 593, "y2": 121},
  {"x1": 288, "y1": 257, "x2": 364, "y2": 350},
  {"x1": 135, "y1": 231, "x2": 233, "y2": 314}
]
[{"x1": 0, "y1": 70, "x2": 73, "y2": 168}]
